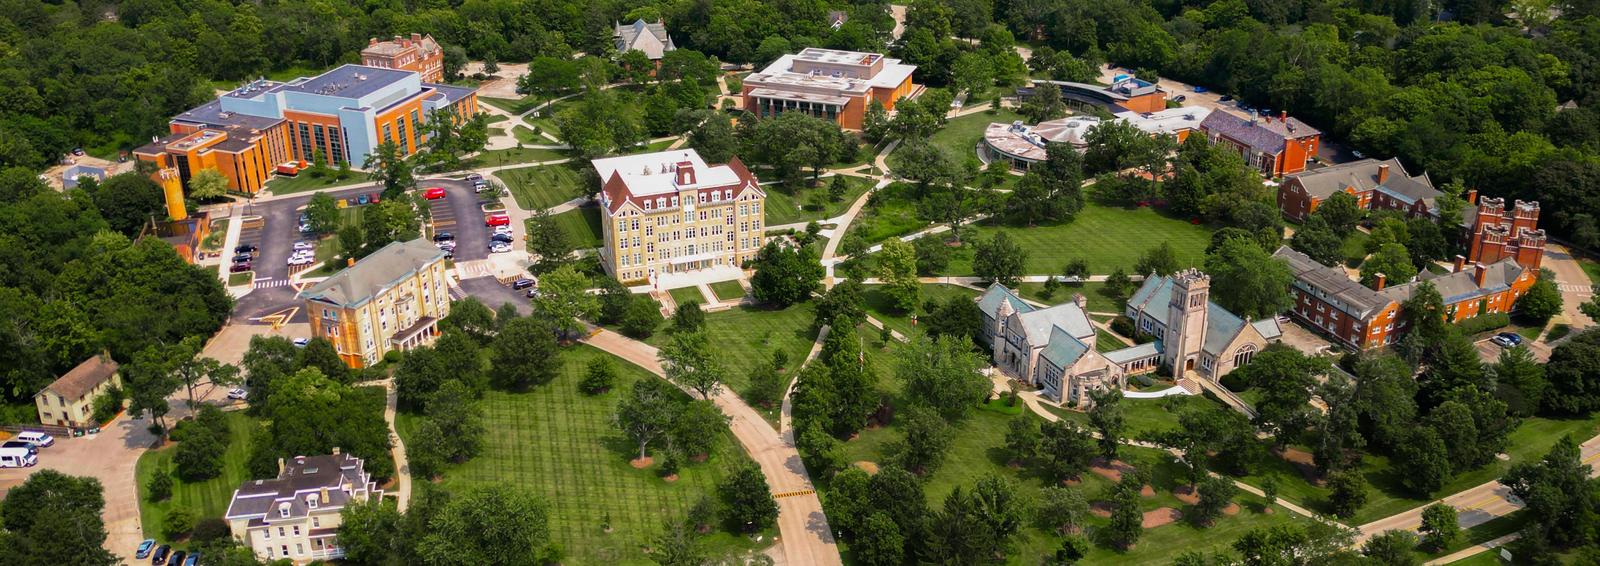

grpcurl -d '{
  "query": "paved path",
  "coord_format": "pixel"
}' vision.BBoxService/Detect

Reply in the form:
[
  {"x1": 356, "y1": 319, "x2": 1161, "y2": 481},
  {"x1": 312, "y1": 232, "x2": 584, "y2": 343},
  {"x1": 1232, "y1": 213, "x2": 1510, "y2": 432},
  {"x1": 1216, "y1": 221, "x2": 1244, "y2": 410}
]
[
  {"x1": 370, "y1": 378, "x2": 411, "y2": 513},
  {"x1": 1425, "y1": 533, "x2": 1517, "y2": 565},
  {"x1": 582, "y1": 328, "x2": 841, "y2": 566}
]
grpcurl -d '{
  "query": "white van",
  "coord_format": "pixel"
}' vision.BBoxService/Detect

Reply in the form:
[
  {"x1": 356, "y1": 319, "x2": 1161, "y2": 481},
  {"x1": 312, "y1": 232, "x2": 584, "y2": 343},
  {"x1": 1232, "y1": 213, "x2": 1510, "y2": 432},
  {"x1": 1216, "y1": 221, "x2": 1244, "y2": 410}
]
[
  {"x1": 0, "y1": 446, "x2": 36, "y2": 468},
  {"x1": 16, "y1": 431, "x2": 54, "y2": 447}
]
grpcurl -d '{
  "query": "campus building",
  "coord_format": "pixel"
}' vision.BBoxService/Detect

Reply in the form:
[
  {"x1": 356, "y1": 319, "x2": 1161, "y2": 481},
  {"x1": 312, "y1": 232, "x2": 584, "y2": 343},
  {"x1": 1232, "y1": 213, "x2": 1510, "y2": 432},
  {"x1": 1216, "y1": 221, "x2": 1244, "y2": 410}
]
[
  {"x1": 594, "y1": 149, "x2": 767, "y2": 285},
  {"x1": 361, "y1": 34, "x2": 445, "y2": 83},
  {"x1": 1277, "y1": 158, "x2": 1442, "y2": 221},
  {"x1": 1469, "y1": 197, "x2": 1547, "y2": 270},
  {"x1": 1016, "y1": 78, "x2": 1168, "y2": 114},
  {"x1": 34, "y1": 354, "x2": 122, "y2": 430},
  {"x1": 741, "y1": 48, "x2": 918, "y2": 129},
  {"x1": 135, "y1": 64, "x2": 478, "y2": 216},
  {"x1": 1273, "y1": 246, "x2": 1537, "y2": 349},
  {"x1": 614, "y1": 19, "x2": 676, "y2": 61},
  {"x1": 225, "y1": 450, "x2": 381, "y2": 564},
  {"x1": 982, "y1": 107, "x2": 1210, "y2": 170},
  {"x1": 1198, "y1": 110, "x2": 1320, "y2": 176},
  {"x1": 300, "y1": 239, "x2": 452, "y2": 368},
  {"x1": 976, "y1": 273, "x2": 1278, "y2": 406}
]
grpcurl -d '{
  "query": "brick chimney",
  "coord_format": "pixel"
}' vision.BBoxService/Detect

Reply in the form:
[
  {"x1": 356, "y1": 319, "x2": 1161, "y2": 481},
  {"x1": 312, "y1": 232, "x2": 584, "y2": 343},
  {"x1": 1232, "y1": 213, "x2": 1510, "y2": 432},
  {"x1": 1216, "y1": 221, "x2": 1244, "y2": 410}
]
[
  {"x1": 1453, "y1": 254, "x2": 1466, "y2": 273},
  {"x1": 1474, "y1": 263, "x2": 1488, "y2": 287},
  {"x1": 1377, "y1": 163, "x2": 1390, "y2": 184},
  {"x1": 1374, "y1": 272, "x2": 1386, "y2": 291},
  {"x1": 369, "y1": 37, "x2": 378, "y2": 46},
  {"x1": 675, "y1": 161, "x2": 696, "y2": 186},
  {"x1": 277, "y1": 457, "x2": 285, "y2": 476},
  {"x1": 1466, "y1": 188, "x2": 1478, "y2": 205},
  {"x1": 1073, "y1": 293, "x2": 1087, "y2": 309},
  {"x1": 411, "y1": 33, "x2": 421, "y2": 42}
]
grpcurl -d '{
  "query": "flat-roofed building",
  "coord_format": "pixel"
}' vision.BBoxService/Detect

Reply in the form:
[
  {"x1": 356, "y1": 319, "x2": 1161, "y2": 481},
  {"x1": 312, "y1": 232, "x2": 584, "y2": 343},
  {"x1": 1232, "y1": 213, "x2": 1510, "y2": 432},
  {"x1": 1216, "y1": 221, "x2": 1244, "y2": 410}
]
[
  {"x1": 593, "y1": 149, "x2": 766, "y2": 285},
  {"x1": 300, "y1": 239, "x2": 452, "y2": 367},
  {"x1": 983, "y1": 107, "x2": 1210, "y2": 170},
  {"x1": 1017, "y1": 78, "x2": 1169, "y2": 114},
  {"x1": 741, "y1": 48, "x2": 918, "y2": 129},
  {"x1": 225, "y1": 450, "x2": 380, "y2": 564}
]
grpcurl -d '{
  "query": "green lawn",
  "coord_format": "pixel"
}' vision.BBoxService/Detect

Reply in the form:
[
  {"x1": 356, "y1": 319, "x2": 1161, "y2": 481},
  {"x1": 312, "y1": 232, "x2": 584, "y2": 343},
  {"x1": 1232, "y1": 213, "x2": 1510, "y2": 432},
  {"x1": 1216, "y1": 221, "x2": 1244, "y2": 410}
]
[
  {"x1": 135, "y1": 412, "x2": 260, "y2": 545},
  {"x1": 305, "y1": 206, "x2": 365, "y2": 277},
  {"x1": 485, "y1": 114, "x2": 509, "y2": 124},
  {"x1": 500, "y1": 164, "x2": 587, "y2": 210},
  {"x1": 1410, "y1": 512, "x2": 1526, "y2": 563},
  {"x1": 466, "y1": 146, "x2": 570, "y2": 168},
  {"x1": 227, "y1": 272, "x2": 253, "y2": 286},
  {"x1": 1015, "y1": 281, "x2": 1128, "y2": 314},
  {"x1": 1341, "y1": 231, "x2": 1371, "y2": 267},
  {"x1": 201, "y1": 219, "x2": 228, "y2": 252},
  {"x1": 525, "y1": 99, "x2": 577, "y2": 135},
  {"x1": 710, "y1": 280, "x2": 746, "y2": 302},
  {"x1": 860, "y1": 283, "x2": 981, "y2": 338},
  {"x1": 550, "y1": 207, "x2": 603, "y2": 249},
  {"x1": 511, "y1": 125, "x2": 547, "y2": 145},
  {"x1": 1581, "y1": 258, "x2": 1600, "y2": 285},
  {"x1": 762, "y1": 176, "x2": 873, "y2": 226},
  {"x1": 265, "y1": 171, "x2": 364, "y2": 195},
  {"x1": 1096, "y1": 329, "x2": 1130, "y2": 353},
  {"x1": 943, "y1": 203, "x2": 1214, "y2": 275},
  {"x1": 669, "y1": 286, "x2": 706, "y2": 307},
  {"x1": 1046, "y1": 394, "x2": 1219, "y2": 442},
  {"x1": 479, "y1": 96, "x2": 544, "y2": 115},
  {"x1": 399, "y1": 346, "x2": 767, "y2": 564},
  {"x1": 644, "y1": 303, "x2": 818, "y2": 398},
  {"x1": 835, "y1": 398, "x2": 1308, "y2": 564},
  {"x1": 846, "y1": 183, "x2": 929, "y2": 246},
  {"x1": 928, "y1": 108, "x2": 1024, "y2": 163}
]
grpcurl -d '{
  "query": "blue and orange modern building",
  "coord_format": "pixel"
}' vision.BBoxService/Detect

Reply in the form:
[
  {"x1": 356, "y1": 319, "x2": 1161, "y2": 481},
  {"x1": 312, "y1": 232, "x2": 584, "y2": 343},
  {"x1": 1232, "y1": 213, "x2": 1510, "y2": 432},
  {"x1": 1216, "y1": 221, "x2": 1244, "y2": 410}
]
[{"x1": 136, "y1": 64, "x2": 477, "y2": 218}]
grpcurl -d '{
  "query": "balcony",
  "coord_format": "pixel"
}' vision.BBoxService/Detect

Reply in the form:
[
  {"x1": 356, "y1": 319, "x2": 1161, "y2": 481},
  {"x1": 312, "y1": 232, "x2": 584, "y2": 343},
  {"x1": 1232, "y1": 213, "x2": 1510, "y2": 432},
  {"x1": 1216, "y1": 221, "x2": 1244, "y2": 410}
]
[{"x1": 309, "y1": 547, "x2": 344, "y2": 560}]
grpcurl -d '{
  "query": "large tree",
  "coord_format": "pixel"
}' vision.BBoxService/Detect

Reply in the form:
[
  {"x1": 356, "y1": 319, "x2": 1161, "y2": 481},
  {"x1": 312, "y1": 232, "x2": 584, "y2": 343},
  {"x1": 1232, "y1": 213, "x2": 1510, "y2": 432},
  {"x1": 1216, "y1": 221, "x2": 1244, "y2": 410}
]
[
  {"x1": 364, "y1": 141, "x2": 415, "y2": 198},
  {"x1": 417, "y1": 486, "x2": 551, "y2": 565},
  {"x1": 748, "y1": 241, "x2": 823, "y2": 307},
  {"x1": 878, "y1": 239, "x2": 921, "y2": 312},
  {"x1": 894, "y1": 333, "x2": 989, "y2": 421},
  {"x1": 0, "y1": 470, "x2": 117, "y2": 566},
  {"x1": 1501, "y1": 435, "x2": 1598, "y2": 547},
  {"x1": 532, "y1": 264, "x2": 597, "y2": 339},
  {"x1": 719, "y1": 461, "x2": 779, "y2": 533},
  {"x1": 491, "y1": 316, "x2": 560, "y2": 390},
  {"x1": 1204, "y1": 235, "x2": 1294, "y2": 320},
  {"x1": 661, "y1": 330, "x2": 726, "y2": 399},
  {"x1": 973, "y1": 231, "x2": 1027, "y2": 287},
  {"x1": 615, "y1": 377, "x2": 682, "y2": 461}
]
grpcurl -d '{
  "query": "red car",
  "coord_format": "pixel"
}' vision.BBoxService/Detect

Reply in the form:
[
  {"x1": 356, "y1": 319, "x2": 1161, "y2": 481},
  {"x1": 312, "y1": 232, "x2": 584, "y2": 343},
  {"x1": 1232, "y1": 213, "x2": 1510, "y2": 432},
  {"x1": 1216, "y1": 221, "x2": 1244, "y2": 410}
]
[
  {"x1": 485, "y1": 214, "x2": 510, "y2": 226},
  {"x1": 423, "y1": 187, "x2": 447, "y2": 200},
  {"x1": 229, "y1": 262, "x2": 252, "y2": 273}
]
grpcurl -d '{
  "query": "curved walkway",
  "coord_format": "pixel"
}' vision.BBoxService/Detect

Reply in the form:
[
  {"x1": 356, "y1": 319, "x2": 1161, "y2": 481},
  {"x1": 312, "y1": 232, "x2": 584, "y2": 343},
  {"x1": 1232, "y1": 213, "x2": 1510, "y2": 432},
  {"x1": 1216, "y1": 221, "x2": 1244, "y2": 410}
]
[{"x1": 583, "y1": 328, "x2": 841, "y2": 566}]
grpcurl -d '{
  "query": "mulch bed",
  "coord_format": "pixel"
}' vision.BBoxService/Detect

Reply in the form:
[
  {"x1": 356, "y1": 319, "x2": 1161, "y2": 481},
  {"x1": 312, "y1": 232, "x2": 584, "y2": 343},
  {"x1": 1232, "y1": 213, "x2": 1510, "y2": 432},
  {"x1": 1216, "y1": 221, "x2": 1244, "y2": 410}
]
[
  {"x1": 1142, "y1": 507, "x2": 1182, "y2": 528},
  {"x1": 1173, "y1": 485, "x2": 1200, "y2": 505},
  {"x1": 629, "y1": 456, "x2": 654, "y2": 469},
  {"x1": 1223, "y1": 502, "x2": 1241, "y2": 516},
  {"x1": 853, "y1": 461, "x2": 880, "y2": 475},
  {"x1": 1274, "y1": 446, "x2": 1324, "y2": 486},
  {"x1": 1089, "y1": 502, "x2": 1114, "y2": 518},
  {"x1": 1089, "y1": 458, "x2": 1137, "y2": 482}
]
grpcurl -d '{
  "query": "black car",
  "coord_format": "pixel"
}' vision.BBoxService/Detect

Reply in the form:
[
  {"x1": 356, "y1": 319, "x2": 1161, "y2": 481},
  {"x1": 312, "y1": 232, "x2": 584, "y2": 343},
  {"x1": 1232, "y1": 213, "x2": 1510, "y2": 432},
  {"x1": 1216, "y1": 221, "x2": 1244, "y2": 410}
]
[
  {"x1": 234, "y1": 244, "x2": 258, "y2": 254},
  {"x1": 231, "y1": 253, "x2": 253, "y2": 263},
  {"x1": 490, "y1": 233, "x2": 515, "y2": 243},
  {"x1": 511, "y1": 278, "x2": 536, "y2": 290},
  {"x1": 433, "y1": 232, "x2": 455, "y2": 242},
  {"x1": 168, "y1": 551, "x2": 186, "y2": 566},
  {"x1": 151, "y1": 544, "x2": 171, "y2": 565},
  {"x1": 465, "y1": 173, "x2": 483, "y2": 181}
]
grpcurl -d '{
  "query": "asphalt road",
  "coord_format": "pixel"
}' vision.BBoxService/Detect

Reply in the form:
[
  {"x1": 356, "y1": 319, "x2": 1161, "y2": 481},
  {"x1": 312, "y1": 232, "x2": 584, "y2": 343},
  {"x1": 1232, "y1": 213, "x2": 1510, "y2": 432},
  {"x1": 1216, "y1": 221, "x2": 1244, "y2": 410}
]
[{"x1": 231, "y1": 179, "x2": 490, "y2": 324}]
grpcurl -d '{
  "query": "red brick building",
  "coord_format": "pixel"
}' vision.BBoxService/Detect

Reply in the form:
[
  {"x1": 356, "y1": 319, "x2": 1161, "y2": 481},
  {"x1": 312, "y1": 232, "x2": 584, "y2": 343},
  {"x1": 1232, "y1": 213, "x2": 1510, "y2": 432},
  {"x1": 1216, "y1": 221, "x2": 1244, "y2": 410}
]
[
  {"x1": 1468, "y1": 197, "x2": 1546, "y2": 270},
  {"x1": 1273, "y1": 246, "x2": 1536, "y2": 350},
  {"x1": 1198, "y1": 111, "x2": 1320, "y2": 177},
  {"x1": 361, "y1": 34, "x2": 444, "y2": 83},
  {"x1": 1276, "y1": 158, "x2": 1448, "y2": 221}
]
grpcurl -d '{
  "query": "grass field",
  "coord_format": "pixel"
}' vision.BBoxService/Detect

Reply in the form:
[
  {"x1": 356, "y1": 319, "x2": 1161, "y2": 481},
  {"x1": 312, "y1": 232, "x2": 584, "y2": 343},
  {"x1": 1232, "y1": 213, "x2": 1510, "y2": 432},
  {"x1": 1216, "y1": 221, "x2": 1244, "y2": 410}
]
[
  {"x1": 669, "y1": 286, "x2": 706, "y2": 307},
  {"x1": 1046, "y1": 394, "x2": 1216, "y2": 442},
  {"x1": 860, "y1": 284, "x2": 981, "y2": 338},
  {"x1": 1582, "y1": 257, "x2": 1600, "y2": 285},
  {"x1": 467, "y1": 146, "x2": 569, "y2": 168},
  {"x1": 550, "y1": 207, "x2": 603, "y2": 249},
  {"x1": 846, "y1": 183, "x2": 929, "y2": 245},
  {"x1": 762, "y1": 176, "x2": 872, "y2": 226},
  {"x1": 512, "y1": 126, "x2": 548, "y2": 145},
  {"x1": 644, "y1": 303, "x2": 818, "y2": 397},
  {"x1": 135, "y1": 412, "x2": 260, "y2": 545},
  {"x1": 305, "y1": 206, "x2": 365, "y2": 277},
  {"x1": 1341, "y1": 231, "x2": 1371, "y2": 267},
  {"x1": 939, "y1": 202, "x2": 1213, "y2": 276},
  {"x1": 227, "y1": 272, "x2": 253, "y2": 286},
  {"x1": 479, "y1": 96, "x2": 544, "y2": 115},
  {"x1": 1015, "y1": 280, "x2": 1129, "y2": 313},
  {"x1": 264, "y1": 171, "x2": 362, "y2": 195},
  {"x1": 928, "y1": 108, "x2": 1024, "y2": 163},
  {"x1": 525, "y1": 99, "x2": 577, "y2": 135},
  {"x1": 400, "y1": 346, "x2": 767, "y2": 564},
  {"x1": 710, "y1": 280, "x2": 746, "y2": 302},
  {"x1": 501, "y1": 164, "x2": 587, "y2": 210}
]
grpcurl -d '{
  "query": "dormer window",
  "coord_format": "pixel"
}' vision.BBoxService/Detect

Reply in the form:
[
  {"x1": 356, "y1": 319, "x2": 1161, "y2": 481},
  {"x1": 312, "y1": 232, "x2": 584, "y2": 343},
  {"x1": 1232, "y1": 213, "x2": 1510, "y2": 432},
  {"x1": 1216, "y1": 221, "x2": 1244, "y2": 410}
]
[
  {"x1": 307, "y1": 494, "x2": 320, "y2": 509},
  {"x1": 279, "y1": 502, "x2": 291, "y2": 518},
  {"x1": 723, "y1": 190, "x2": 731, "y2": 200}
]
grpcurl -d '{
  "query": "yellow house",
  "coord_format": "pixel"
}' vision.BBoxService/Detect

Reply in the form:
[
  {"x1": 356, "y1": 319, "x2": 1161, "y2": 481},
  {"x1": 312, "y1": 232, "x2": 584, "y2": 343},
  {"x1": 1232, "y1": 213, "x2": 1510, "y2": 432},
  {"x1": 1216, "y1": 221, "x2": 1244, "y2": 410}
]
[
  {"x1": 35, "y1": 354, "x2": 123, "y2": 430},
  {"x1": 593, "y1": 149, "x2": 767, "y2": 285},
  {"x1": 225, "y1": 450, "x2": 381, "y2": 563},
  {"x1": 300, "y1": 239, "x2": 452, "y2": 368}
]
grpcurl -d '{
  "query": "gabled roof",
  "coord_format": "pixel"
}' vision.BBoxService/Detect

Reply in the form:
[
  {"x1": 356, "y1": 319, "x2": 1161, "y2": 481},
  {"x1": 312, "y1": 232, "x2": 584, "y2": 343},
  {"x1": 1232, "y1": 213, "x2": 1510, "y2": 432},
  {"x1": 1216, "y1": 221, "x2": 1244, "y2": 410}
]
[
  {"x1": 1125, "y1": 273, "x2": 1273, "y2": 356},
  {"x1": 1199, "y1": 111, "x2": 1320, "y2": 155},
  {"x1": 1381, "y1": 259, "x2": 1526, "y2": 305},
  {"x1": 1013, "y1": 302, "x2": 1095, "y2": 347},
  {"x1": 1285, "y1": 157, "x2": 1431, "y2": 201},
  {"x1": 593, "y1": 150, "x2": 761, "y2": 214},
  {"x1": 1103, "y1": 341, "x2": 1163, "y2": 365},
  {"x1": 40, "y1": 354, "x2": 118, "y2": 401},
  {"x1": 1039, "y1": 327, "x2": 1090, "y2": 368},
  {"x1": 226, "y1": 453, "x2": 376, "y2": 521},
  {"x1": 1202, "y1": 302, "x2": 1247, "y2": 356},
  {"x1": 1273, "y1": 246, "x2": 1395, "y2": 319},
  {"x1": 977, "y1": 283, "x2": 1033, "y2": 317},
  {"x1": 299, "y1": 239, "x2": 445, "y2": 307},
  {"x1": 615, "y1": 19, "x2": 675, "y2": 59}
]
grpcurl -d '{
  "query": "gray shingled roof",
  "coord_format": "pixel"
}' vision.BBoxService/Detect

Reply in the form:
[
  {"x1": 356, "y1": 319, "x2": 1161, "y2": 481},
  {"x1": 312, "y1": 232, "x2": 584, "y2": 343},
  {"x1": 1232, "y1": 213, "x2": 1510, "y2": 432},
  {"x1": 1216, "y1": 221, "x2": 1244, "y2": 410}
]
[
  {"x1": 41, "y1": 354, "x2": 118, "y2": 400},
  {"x1": 1285, "y1": 157, "x2": 1420, "y2": 200},
  {"x1": 226, "y1": 453, "x2": 371, "y2": 520},
  {"x1": 1200, "y1": 111, "x2": 1320, "y2": 154},
  {"x1": 1382, "y1": 259, "x2": 1525, "y2": 304},
  {"x1": 977, "y1": 283, "x2": 1032, "y2": 317},
  {"x1": 1202, "y1": 303, "x2": 1246, "y2": 356},
  {"x1": 299, "y1": 239, "x2": 444, "y2": 307},
  {"x1": 1273, "y1": 246, "x2": 1394, "y2": 319},
  {"x1": 1014, "y1": 303, "x2": 1095, "y2": 348},
  {"x1": 1125, "y1": 274, "x2": 1271, "y2": 355},
  {"x1": 1039, "y1": 327, "x2": 1090, "y2": 368},
  {"x1": 615, "y1": 19, "x2": 675, "y2": 59}
]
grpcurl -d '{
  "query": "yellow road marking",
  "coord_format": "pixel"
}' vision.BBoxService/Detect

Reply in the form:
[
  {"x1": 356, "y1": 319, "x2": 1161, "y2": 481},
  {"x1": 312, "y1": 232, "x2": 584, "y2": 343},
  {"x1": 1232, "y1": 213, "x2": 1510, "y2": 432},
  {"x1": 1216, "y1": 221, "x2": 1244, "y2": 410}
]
[
  {"x1": 773, "y1": 489, "x2": 816, "y2": 499},
  {"x1": 250, "y1": 306, "x2": 300, "y2": 327}
]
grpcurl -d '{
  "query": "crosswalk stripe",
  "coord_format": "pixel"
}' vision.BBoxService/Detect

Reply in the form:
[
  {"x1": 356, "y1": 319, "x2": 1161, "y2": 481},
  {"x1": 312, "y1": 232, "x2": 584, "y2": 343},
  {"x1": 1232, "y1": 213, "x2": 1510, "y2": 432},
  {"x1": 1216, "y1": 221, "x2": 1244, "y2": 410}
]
[{"x1": 253, "y1": 279, "x2": 292, "y2": 289}]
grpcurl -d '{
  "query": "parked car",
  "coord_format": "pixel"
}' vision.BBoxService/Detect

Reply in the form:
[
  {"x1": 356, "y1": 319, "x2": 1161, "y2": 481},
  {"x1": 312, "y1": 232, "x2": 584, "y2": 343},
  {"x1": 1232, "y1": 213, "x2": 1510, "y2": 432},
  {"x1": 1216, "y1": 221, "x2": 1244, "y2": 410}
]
[
  {"x1": 1193, "y1": 86, "x2": 1208, "y2": 93},
  {"x1": 230, "y1": 262, "x2": 253, "y2": 273},
  {"x1": 287, "y1": 255, "x2": 315, "y2": 266},
  {"x1": 1172, "y1": 95, "x2": 1186, "y2": 103},
  {"x1": 423, "y1": 187, "x2": 447, "y2": 200},
  {"x1": 182, "y1": 552, "x2": 201, "y2": 566},
  {"x1": 16, "y1": 431, "x2": 53, "y2": 447},
  {"x1": 369, "y1": 192, "x2": 380, "y2": 203},
  {"x1": 511, "y1": 278, "x2": 536, "y2": 290},
  {"x1": 1219, "y1": 95, "x2": 1234, "y2": 102},
  {"x1": 433, "y1": 232, "x2": 455, "y2": 242},
  {"x1": 489, "y1": 242, "x2": 512, "y2": 253},
  {"x1": 136, "y1": 540, "x2": 156, "y2": 559},
  {"x1": 2, "y1": 440, "x2": 38, "y2": 455},
  {"x1": 357, "y1": 194, "x2": 369, "y2": 205},
  {"x1": 227, "y1": 388, "x2": 248, "y2": 401},
  {"x1": 234, "y1": 244, "x2": 258, "y2": 254},
  {"x1": 298, "y1": 222, "x2": 313, "y2": 233},
  {"x1": 1351, "y1": 150, "x2": 1366, "y2": 159},
  {"x1": 485, "y1": 214, "x2": 510, "y2": 226},
  {"x1": 493, "y1": 224, "x2": 513, "y2": 235},
  {"x1": 0, "y1": 446, "x2": 36, "y2": 468},
  {"x1": 1491, "y1": 332, "x2": 1524, "y2": 348},
  {"x1": 293, "y1": 338, "x2": 310, "y2": 347},
  {"x1": 465, "y1": 173, "x2": 483, "y2": 181},
  {"x1": 442, "y1": 250, "x2": 454, "y2": 260},
  {"x1": 231, "y1": 253, "x2": 254, "y2": 263},
  {"x1": 168, "y1": 550, "x2": 186, "y2": 566},
  {"x1": 491, "y1": 233, "x2": 514, "y2": 244},
  {"x1": 293, "y1": 241, "x2": 316, "y2": 251},
  {"x1": 526, "y1": 288, "x2": 541, "y2": 298},
  {"x1": 150, "y1": 545, "x2": 171, "y2": 565}
]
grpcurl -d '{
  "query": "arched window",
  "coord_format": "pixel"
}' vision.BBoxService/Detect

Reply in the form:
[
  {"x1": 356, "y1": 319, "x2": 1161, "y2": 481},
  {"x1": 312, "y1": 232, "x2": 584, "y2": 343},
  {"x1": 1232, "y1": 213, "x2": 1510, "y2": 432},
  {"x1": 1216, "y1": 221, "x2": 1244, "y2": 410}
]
[{"x1": 1233, "y1": 345, "x2": 1257, "y2": 368}]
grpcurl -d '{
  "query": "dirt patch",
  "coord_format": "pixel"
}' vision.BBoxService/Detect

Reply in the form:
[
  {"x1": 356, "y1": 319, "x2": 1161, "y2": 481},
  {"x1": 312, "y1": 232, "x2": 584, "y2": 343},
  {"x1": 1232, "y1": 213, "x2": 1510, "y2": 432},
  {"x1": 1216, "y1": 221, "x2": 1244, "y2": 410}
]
[
  {"x1": 1274, "y1": 446, "x2": 1324, "y2": 485},
  {"x1": 690, "y1": 453, "x2": 708, "y2": 463},
  {"x1": 1142, "y1": 507, "x2": 1182, "y2": 528},
  {"x1": 853, "y1": 461, "x2": 880, "y2": 475},
  {"x1": 662, "y1": 474, "x2": 679, "y2": 483},
  {"x1": 1140, "y1": 484, "x2": 1156, "y2": 497},
  {"x1": 630, "y1": 456, "x2": 654, "y2": 469},
  {"x1": 1089, "y1": 458, "x2": 1136, "y2": 482},
  {"x1": 1223, "y1": 503, "x2": 1241, "y2": 516},
  {"x1": 1061, "y1": 478, "x2": 1081, "y2": 487},
  {"x1": 1089, "y1": 502, "x2": 1113, "y2": 518},
  {"x1": 1172, "y1": 485, "x2": 1200, "y2": 505}
]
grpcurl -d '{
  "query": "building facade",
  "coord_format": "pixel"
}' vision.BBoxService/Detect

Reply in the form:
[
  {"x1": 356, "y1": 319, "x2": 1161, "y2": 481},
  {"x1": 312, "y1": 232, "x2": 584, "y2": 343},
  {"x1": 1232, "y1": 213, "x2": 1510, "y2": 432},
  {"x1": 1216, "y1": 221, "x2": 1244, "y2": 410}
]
[
  {"x1": 135, "y1": 64, "x2": 478, "y2": 215},
  {"x1": 1469, "y1": 197, "x2": 1546, "y2": 270},
  {"x1": 741, "y1": 48, "x2": 917, "y2": 129},
  {"x1": 361, "y1": 34, "x2": 445, "y2": 82},
  {"x1": 225, "y1": 450, "x2": 380, "y2": 564},
  {"x1": 34, "y1": 354, "x2": 122, "y2": 430},
  {"x1": 1018, "y1": 78, "x2": 1168, "y2": 115},
  {"x1": 1122, "y1": 271, "x2": 1282, "y2": 379},
  {"x1": 300, "y1": 239, "x2": 452, "y2": 368},
  {"x1": 983, "y1": 107, "x2": 1209, "y2": 171},
  {"x1": 1273, "y1": 246, "x2": 1537, "y2": 349},
  {"x1": 1277, "y1": 158, "x2": 1445, "y2": 221},
  {"x1": 614, "y1": 19, "x2": 676, "y2": 61},
  {"x1": 1198, "y1": 111, "x2": 1320, "y2": 176},
  {"x1": 594, "y1": 149, "x2": 767, "y2": 285}
]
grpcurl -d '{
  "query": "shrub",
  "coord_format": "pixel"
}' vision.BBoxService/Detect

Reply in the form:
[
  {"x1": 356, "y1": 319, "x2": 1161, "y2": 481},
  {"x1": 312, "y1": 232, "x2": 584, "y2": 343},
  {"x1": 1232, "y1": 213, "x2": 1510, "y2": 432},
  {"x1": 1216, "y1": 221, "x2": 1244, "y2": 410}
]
[
  {"x1": 91, "y1": 386, "x2": 124, "y2": 424},
  {"x1": 1110, "y1": 317, "x2": 1138, "y2": 339},
  {"x1": 164, "y1": 506, "x2": 196, "y2": 538},
  {"x1": 147, "y1": 469, "x2": 173, "y2": 502},
  {"x1": 191, "y1": 518, "x2": 231, "y2": 543},
  {"x1": 383, "y1": 350, "x2": 405, "y2": 365},
  {"x1": 1456, "y1": 313, "x2": 1511, "y2": 336},
  {"x1": 1220, "y1": 371, "x2": 1251, "y2": 392}
]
